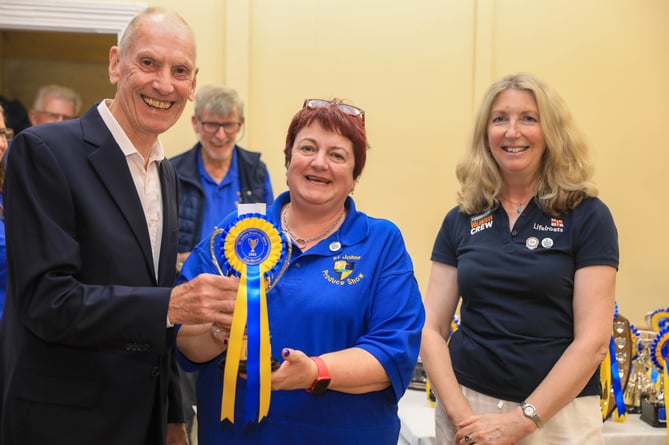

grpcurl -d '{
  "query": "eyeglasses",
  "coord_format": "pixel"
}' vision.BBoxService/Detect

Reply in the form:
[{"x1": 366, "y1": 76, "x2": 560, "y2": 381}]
[
  {"x1": 303, "y1": 98, "x2": 365, "y2": 127},
  {"x1": 0, "y1": 128, "x2": 14, "y2": 141},
  {"x1": 34, "y1": 110, "x2": 77, "y2": 121},
  {"x1": 198, "y1": 119, "x2": 243, "y2": 134}
]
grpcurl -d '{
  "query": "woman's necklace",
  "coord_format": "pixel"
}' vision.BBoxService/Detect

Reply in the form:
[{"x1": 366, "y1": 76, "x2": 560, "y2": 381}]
[
  {"x1": 501, "y1": 197, "x2": 526, "y2": 214},
  {"x1": 281, "y1": 203, "x2": 345, "y2": 248}
]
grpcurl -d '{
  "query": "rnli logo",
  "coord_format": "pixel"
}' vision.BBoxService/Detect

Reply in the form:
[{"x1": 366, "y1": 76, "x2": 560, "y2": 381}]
[{"x1": 533, "y1": 217, "x2": 565, "y2": 233}]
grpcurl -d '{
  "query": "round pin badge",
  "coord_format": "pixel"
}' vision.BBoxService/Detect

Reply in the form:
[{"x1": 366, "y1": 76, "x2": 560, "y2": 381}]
[
  {"x1": 541, "y1": 238, "x2": 554, "y2": 249},
  {"x1": 525, "y1": 237, "x2": 539, "y2": 250}
]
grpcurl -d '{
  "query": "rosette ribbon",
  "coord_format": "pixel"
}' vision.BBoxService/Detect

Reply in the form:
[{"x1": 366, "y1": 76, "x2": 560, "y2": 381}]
[
  {"x1": 600, "y1": 337, "x2": 627, "y2": 422},
  {"x1": 608, "y1": 336, "x2": 627, "y2": 422},
  {"x1": 649, "y1": 307, "x2": 669, "y2": 333},
  {"x1": 650, "y1": 326, "x2": 668, "y2": 443},
  {"x1": 210, "y1": 213, "x2": 289, "y2": 425},
  {"x1": 600, "y1": 303, "x2": 626, "y2": 421}
]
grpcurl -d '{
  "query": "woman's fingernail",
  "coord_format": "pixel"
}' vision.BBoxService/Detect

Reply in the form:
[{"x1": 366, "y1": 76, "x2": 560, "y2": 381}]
[
  {"x1": 283, "y1": 348, "x2": 290, "y2": 357},
  {"x1": 224, "y1": 338, "x2": 228, "y2": 345}
]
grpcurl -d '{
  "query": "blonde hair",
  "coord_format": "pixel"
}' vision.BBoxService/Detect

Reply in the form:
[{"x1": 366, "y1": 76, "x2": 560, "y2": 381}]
[{"x1": 456, "y1": 73, "x2": 597, "y2": 216}]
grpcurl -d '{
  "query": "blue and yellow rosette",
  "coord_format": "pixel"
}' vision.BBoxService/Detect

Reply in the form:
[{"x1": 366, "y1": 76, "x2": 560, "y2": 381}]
[
  {"x1": 630, "y1": 324, "x2": 640, "y2": 360},
  {"x1": 449, "y1": 315, "x2": 460, "y2": 340},
  {"x1": 650, "y1": 308, "x2": 669, "y2": 333},
  {"x1": 210, "y1": 213, "x2": 289, "y2": 425},
  {"x1": 650, "y1": 326, "x2": 668, "y2": 441},
  {"x1": 600, "y1": 302, "x2": 626, "y2": 422}
]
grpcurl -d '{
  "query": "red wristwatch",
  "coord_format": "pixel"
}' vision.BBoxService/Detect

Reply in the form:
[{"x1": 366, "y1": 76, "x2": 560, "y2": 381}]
[{"x1": 306, "y1": 356, "x2": 331, "y2": 395}]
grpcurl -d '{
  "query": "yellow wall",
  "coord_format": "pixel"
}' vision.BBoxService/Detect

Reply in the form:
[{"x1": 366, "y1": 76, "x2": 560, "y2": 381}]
[
  {"x1": 13, "y1": 0, "x2": 669, "y2": 326},
  {"x1": 482, "y1": 0, "x2": 669, "y2": 326}
]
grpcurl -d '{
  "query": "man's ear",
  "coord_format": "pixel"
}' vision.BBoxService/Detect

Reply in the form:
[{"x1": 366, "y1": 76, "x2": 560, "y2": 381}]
[
  {"x1": 108, "y1": 46, "x2": 121, "y2": 85},
  {"x1": 188, "y1": 68, "x2": 199, "y2": 102}
]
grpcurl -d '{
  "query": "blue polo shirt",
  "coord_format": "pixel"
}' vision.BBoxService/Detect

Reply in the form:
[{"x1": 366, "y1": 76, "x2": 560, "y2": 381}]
[
  {"x1": 432, "y1": 197, "x2": 618, "y2": 401},
  {"x1": 197, "y1": 148, "x2": 274, "y2": 245},
  {"x1": 177, "y1": 191, "x2": 425, "y2": 445}
]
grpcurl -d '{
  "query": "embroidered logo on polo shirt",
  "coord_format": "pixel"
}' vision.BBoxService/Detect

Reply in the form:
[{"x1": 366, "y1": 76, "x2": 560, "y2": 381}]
[
  {"x1": 322, "y1": 255, "x2": 364, "y2": 286},
  {"x1": 533, "y1": 217, "x2": 565, "y2": 233},
  {"x1": 470, "y1": 211, "x2": 494, "y2": 235},
  {"x1": 334, "y1": 259, "x2": 355, "y2": 280}
]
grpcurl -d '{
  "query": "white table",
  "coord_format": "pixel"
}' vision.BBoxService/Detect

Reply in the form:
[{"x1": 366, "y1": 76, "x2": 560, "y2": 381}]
[{"x1": 398, "y1": 389, "x2": 667, "y2": 445}]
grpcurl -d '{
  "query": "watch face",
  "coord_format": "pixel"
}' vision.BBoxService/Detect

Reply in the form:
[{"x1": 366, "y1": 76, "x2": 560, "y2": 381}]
[
  {"x1": 522, "y1": 403, "x2": 538, "y2": 418},
  {"x1": 311, "y1": 378, "x2": 331, "y2": 395},
  {"x1": 521, "y1": 402, "x2": 542, "y2": 428}
]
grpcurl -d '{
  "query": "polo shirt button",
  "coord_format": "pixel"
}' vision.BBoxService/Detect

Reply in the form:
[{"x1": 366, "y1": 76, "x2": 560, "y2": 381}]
[
  {"x1": 511, "y1": 230, "x2": 517, "y2": 236},
  {"x1": 151, "y1": 367, "x2": 160, "y2": 377}
]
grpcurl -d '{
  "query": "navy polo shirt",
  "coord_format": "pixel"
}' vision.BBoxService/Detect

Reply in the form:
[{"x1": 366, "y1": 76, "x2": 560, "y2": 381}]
[{"x1": 432, "y1": 197, "x2": 619, "y2": 401}]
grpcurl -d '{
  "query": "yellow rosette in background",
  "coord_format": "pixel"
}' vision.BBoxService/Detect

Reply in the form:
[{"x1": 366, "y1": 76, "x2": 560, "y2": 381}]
[{"x1": 210, "y1": 212, "x2": 289, "y2": 425}]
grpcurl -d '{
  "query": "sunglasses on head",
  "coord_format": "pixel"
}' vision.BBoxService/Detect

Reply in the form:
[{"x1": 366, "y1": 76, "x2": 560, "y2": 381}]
[{"x1": 303, "y1": 98, "x2": 365, "y2": 127}]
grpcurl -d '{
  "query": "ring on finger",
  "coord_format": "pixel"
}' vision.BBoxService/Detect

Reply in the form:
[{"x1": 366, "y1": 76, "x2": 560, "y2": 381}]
[{"x1": 464, "y1": 434, "x2": 472, "y2": 442}]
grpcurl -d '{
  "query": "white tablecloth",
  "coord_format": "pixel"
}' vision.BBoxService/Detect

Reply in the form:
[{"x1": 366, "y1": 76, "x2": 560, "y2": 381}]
[{"x1": 398, "y1": 389, "x2": 667, "y2": 445}]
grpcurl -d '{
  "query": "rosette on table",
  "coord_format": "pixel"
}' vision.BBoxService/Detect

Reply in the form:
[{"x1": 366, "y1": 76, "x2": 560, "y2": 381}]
[
  {"x1": 650, "y1": 326, "x2": 669, "y2": 373},
  {"x1": 210, "y1": 212, "x2": 290, "y2": 425},
  {"x1": 649, "y1": 308, "x2": 669, "y2": 333},
  {"x1": 649, "y1": 326, "x2": 668, "y2": 442},
  {"x1": 600, "y1": 302, "x2": 630, "y2": 422}
]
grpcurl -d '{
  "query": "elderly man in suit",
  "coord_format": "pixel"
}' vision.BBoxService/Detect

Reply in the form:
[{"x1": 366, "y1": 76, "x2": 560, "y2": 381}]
[{"x1": 0, "y1": 7, "x2": 238, "y2": 445}]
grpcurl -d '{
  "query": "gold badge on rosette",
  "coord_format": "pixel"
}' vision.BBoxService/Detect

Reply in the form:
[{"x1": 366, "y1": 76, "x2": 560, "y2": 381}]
[{"x1": 209, "y1": 207, "x2": 290, "y2": 425}]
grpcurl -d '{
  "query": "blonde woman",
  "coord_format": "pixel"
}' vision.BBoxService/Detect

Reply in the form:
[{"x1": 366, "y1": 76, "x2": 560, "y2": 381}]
[{"x1": 421, "y1": 73, "x2": 618, "y2": 445}]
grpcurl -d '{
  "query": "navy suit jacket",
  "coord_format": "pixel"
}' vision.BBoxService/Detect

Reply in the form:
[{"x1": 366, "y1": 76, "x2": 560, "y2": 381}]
[{"x1": 0, "y1": 104, "x2": 183, "y2": 444}]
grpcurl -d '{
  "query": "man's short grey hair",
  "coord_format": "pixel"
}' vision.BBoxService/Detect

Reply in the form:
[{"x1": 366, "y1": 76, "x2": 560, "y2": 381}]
[
  {"x1": 33, "y1": 84, "x2": 82, "y2": 114},
  {"x1": 194, "y1": 85, "x2": 244, "y2": 119}
]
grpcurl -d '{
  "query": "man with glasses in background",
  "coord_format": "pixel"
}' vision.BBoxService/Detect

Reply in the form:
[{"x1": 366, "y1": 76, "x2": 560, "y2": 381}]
[
  {"x1": 169, "y1": 84, "x2": 273, "y2": 438},
  {"x1": 28, "y1": 84, "x2": 82, "y2": 126}
]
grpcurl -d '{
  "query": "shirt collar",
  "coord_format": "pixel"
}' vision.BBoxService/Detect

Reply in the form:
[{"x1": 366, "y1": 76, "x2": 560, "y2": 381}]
[
  {"x1": 270, "y1": 192, "x2": 366, "y2": 253},
  {"x1": 97, "y1": 100, "x2": 165, "y2": 163}
]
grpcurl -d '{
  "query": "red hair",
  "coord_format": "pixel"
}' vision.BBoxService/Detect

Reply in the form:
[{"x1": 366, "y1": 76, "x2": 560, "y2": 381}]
[{"x1": 284, "y1": 103, "x2": 368, "y2": 179}]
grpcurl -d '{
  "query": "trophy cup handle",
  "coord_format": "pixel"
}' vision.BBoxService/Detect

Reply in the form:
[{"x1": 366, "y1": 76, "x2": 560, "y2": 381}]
[
  {"x1": 209, "y1": 227, "x2": 226, "y2": 276},
  {"x1": 266, "y1": 237, "x2": 292, "y2": 292}
]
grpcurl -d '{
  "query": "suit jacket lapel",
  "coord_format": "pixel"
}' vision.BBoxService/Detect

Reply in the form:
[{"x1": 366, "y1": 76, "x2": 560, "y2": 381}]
[
  {"x1": 157, "y1": 160, "x2": 178, "y2": 286},
  {"x1": 82, "y1": 107, "x2": 156, "y2": 281}
]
